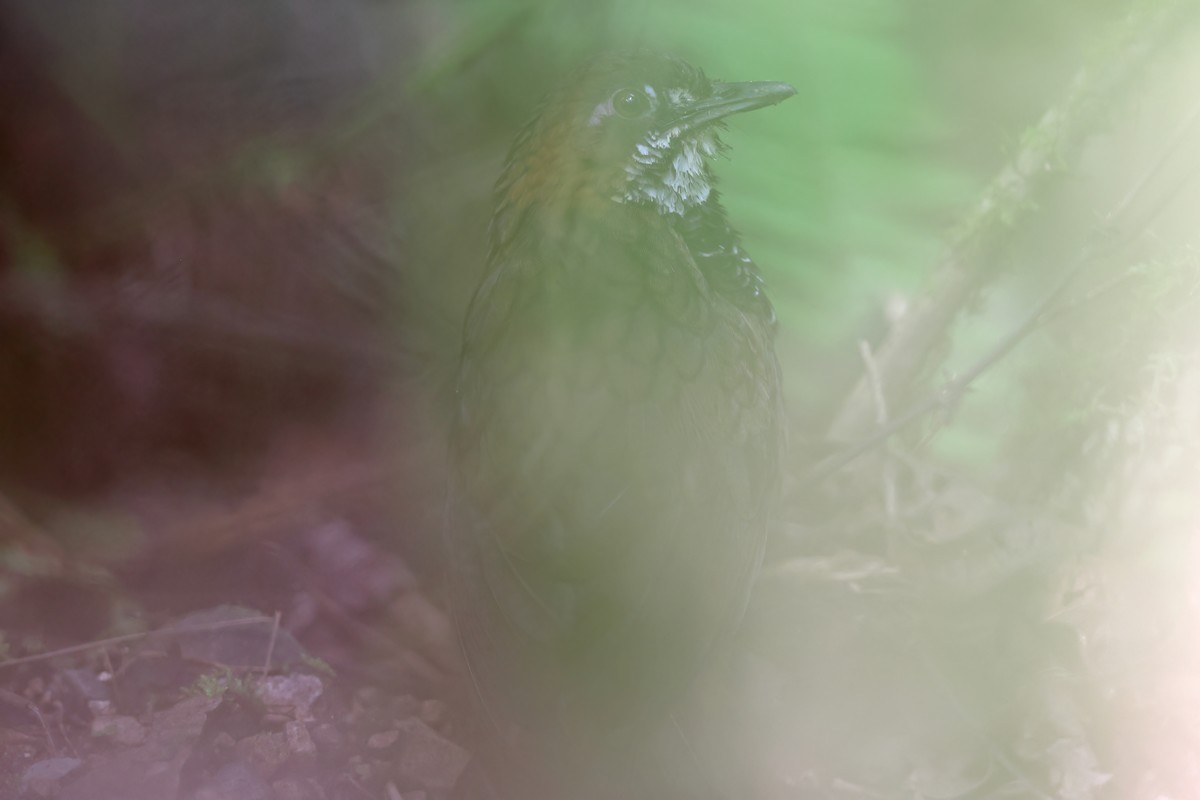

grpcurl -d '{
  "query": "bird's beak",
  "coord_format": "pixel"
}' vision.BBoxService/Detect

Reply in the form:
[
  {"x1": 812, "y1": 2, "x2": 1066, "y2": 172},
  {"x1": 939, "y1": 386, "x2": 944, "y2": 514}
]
[{"x1": 672, "y1": 80, "x2": 796, "y2": 134}]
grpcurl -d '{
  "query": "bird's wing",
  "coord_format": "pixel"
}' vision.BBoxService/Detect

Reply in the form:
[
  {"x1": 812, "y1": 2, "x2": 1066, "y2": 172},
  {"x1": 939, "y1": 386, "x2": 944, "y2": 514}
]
[{"x1": 447, "y1": 216, "x2": 781, "y2": 741}]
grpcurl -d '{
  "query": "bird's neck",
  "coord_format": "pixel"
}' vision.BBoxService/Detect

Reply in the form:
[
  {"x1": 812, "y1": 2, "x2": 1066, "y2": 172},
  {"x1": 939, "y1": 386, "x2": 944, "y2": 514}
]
[{"x1": 677, "y1": 198, "x2": 777, "y2": 324}]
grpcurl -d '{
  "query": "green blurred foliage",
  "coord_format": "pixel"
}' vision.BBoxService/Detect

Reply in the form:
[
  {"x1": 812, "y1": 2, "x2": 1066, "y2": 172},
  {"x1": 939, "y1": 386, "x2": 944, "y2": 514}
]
[
  {"x1": 394, "y1": 0, "x2": 1178, "y2": 455},
  {"x1": 407, "y1": 0, "x2": 971, "y2": 341},
  {"x1": 396, "y1": 1, "x2": 1138, "y2": 422}
]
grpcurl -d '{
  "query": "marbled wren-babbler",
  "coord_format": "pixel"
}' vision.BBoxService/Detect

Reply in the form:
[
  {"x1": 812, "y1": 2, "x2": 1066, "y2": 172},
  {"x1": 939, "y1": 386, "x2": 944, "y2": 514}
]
[{"x1": 448, "y1": 52, "x2": 793, "y2": 799}]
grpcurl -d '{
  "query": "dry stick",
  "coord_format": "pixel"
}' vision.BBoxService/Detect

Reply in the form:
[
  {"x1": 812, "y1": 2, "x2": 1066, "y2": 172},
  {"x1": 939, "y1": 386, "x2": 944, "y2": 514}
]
[
  {"x1": 812, "y1": 3, "x2": 1200, "y2": 484},
  {"x1": 803, "y1": 34, "x2": 1200, "y2": 798},
  {"x1": 0, "y1": 615, "x2": 276, "y2": 671},
  {"x1": 826, "y1": 0, "x2": 1195, "y2": 446},
  {"x1": 857, "y1": 340, "x2": 897, "y2": 520},
  {"x1": 806, "y1": 149, "x2": 1196, "y2": 484},
  {"x1": 262, "y1": 610, "x2": 283, "y2": 677},
  {"x1": 1026, "y1": 99, "x2": 1200, "y2": 331},
  {"x1": 54, "y1": 711, "x2": 78, "y2": 759},
  {"x1": 807, "y1": 244, "x2": 1101, "y2": 485}
]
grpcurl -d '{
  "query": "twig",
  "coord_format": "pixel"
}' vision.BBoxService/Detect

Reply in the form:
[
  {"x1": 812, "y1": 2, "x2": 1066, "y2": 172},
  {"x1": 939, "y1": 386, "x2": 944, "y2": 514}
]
[
  {"x1": 1104, "y1": 93, "x2": 1200, "y2": 226},
  {"x1": 0, "y1": 615, "x2": 275, "y2": 670},
  {"x1": 261, "y1": 610, "x2": 282, "y2": 677},
  {"x1": 827, "y1": 0, "x2": 1196, "y2": 443},
  {"x1": 807, "y1": 240, "x2": 1123, "y2": 485},
  {"x1": 809, "y1": 19, "x2": 1200, "y2": 485},
  {"x1": 857, "y1": 340, "x2": 897, "y2": 520}
]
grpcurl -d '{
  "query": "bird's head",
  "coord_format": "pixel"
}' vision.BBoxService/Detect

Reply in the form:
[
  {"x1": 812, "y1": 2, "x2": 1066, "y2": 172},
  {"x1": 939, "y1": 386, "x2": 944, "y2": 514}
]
[{"x1": 492, "y1": 53, "x2": 795, "y2": 242}]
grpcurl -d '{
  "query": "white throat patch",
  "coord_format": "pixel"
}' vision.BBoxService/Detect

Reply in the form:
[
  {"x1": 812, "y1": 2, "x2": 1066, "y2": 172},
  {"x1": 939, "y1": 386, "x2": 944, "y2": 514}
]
[{"x1": 620, "y1": 129, "x2": 720, "y2": 216}]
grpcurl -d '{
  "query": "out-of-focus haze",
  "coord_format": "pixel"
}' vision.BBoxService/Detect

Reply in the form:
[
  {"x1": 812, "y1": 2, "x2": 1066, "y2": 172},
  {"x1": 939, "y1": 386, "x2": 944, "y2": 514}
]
[{"x1": 2, "y1": 1, "x2": 1199, "y2": 797}]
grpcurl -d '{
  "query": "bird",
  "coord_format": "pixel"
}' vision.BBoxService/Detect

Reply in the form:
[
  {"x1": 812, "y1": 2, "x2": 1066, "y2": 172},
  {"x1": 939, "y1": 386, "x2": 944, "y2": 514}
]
[{"x1": 446, "y1": 52, "x2": 793, "y2": 799}]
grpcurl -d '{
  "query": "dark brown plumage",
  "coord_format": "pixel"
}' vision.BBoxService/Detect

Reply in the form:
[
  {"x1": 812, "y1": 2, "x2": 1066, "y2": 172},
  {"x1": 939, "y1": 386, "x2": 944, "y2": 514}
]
[{"x1": 447, "y1": 53, "x2": 793, "y2": 799}]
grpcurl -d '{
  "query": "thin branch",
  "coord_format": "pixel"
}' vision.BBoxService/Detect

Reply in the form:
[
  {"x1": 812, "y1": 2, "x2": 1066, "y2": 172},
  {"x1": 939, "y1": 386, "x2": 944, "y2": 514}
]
[
  {"x1": 261, "y1": 610, "x2": 283, "y2": 677},
  {"x1": 809, "y1": 9, "x2": 1200, "y2": 484},
  {"x1": 0, "y1": 615, "x2": 275, "y2": 670},
  {"x1": 858, "y1": 340, "x2": 897, "y2": 520},
  {"x1": 827, "y1": 0, "x2": 1196, "y2": 443}
]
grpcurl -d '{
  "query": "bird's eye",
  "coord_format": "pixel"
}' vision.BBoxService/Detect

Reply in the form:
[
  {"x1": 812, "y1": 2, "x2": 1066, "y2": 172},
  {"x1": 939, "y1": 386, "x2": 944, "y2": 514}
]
[{"x1": 612, "y1": 87, "x2": 652, "y2": 118}]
